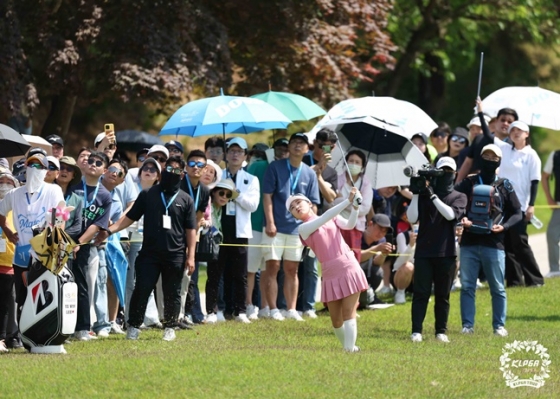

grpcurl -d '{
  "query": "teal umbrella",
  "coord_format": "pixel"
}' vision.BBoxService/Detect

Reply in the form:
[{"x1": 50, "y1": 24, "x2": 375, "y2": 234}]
[{"x1": 251, "y1": 91, "x2": 326, "y2": 121}]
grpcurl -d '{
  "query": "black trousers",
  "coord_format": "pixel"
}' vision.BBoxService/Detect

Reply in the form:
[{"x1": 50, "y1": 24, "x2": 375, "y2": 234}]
[
  {"x1": 205, "y1": 241, "x2": 248, "y2": 316},
  {"x1": 13, "y1": 265, "x2": 28, "y2": 314},
  {"x1": 73, "y1": 244, "x2": 92, "y2": 331},
  {"x1": 411, "y1": 257, "x2": 456, "y2": 335},
  {"x1": 504, "y1": 216, "x2": 543, "y2": 287},
  {"x1": 128, "y1": 254, "x2": 184, "y2": 329},
  {"x1": 0, "y1": 274, "x2": 17, "y2": 339}
]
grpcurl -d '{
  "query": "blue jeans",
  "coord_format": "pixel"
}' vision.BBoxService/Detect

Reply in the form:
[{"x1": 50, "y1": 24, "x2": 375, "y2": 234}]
[
  {"x1": 460, "y1": 245, "x2": 507, "y2": 330},
  {"x1": 188, "y1": 262, "x2": 205, "y2": 323},
  {"x1": 296, "y1": 254, "x2": 318, "y2": 312},
  {"x1": 93, "y1": 248, "x2": 111, "y2": 334}
]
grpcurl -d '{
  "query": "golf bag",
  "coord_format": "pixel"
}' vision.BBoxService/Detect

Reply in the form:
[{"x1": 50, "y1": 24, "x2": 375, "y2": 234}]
[{"x1": 19, "y1": 260, "x2": 78, "y2": 354}]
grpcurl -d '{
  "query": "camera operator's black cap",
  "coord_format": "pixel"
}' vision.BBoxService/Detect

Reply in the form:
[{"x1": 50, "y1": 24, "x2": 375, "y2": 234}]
[{"x1": 372, "y1": 214, "x2": 393, "y2": 231}]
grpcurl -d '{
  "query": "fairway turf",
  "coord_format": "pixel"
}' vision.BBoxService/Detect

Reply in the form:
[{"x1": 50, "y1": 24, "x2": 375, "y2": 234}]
[{"x1": 1, "y1": 279, "x2": 558, "y2": 398}]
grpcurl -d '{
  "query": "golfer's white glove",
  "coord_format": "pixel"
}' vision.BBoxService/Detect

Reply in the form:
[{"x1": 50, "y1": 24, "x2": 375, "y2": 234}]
[{"x1": 352, "y1": 192, "x2": 362, "y2": 207}]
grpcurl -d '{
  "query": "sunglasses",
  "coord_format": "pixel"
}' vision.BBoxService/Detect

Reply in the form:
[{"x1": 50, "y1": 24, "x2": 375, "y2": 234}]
[
  {"x1": 142, "y1": 166, "x2": 158, "y2": 173},
  {"x1": 107, "y1": 166, "x2": 125, "y2": 178},
  {"x1": 137, "y1": 156, "x2": 147, "y2": 162},
  {"x1": 451, "y1": 135, "x2": 467, "y2": 144},
  {"x1": 187, "y1": 161, "x2": 206, "y2": 169},
  {"x1": 217, "y1": 190, "x2": 232, "y2": 199},
  {"x1": 48, "y1": 164, "x2": 59, "y2": 171},
  {"x1": 87, "y1": 158, "x2": 104, "y2": 167},
  {"x1": 165, "y1": 166, "x2": 182, "y2": 175},
  {"x1": 27, "y1": 163, "x2": 45, "y2": 170},
  {"x1": 152, "y1": 155, "x2": 168, "y2": 163},
  {"x1": 60, "y1": 164, "x2": 74, "y2": 173},
  {"x1": 432, "y1": 132, "x2": 448, "y2": 138}
]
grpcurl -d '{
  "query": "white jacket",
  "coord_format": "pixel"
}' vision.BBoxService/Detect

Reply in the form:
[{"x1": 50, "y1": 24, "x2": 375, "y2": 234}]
[{"x1": 221, "y1": 168, "x2": 260, "y2": 238}]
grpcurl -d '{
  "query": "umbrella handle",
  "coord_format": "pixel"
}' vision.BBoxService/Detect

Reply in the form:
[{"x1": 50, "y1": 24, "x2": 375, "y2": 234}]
[{"x1": 334, "y1": 133, "x2": 362, "y2": 205}]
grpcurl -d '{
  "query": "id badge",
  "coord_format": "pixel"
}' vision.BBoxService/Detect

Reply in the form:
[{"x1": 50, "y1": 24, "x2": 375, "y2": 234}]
[
  {"x1": 226, "y1": 201, "x2": 236, "y2": 216},
  {"x1": 0, "y1": 238, "x2": 6, "y2": 253},
  {"x1": 163, "y1": 215, "x2": 171, "y2": 230}
]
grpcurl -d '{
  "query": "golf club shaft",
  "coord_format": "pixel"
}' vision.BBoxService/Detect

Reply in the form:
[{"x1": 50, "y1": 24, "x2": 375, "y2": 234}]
[{"x1": 477, "y1": 52, "x2": 484, "y2": 99}]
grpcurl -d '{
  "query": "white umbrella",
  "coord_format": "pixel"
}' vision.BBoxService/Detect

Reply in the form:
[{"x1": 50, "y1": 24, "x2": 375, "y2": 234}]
[
  {"x1": 307, "y1": 96, "x2": 438, "y2": 142},
  {"x1": 323, "y1": 116, "x2": 428, "y2": 188},
  {"x1": 482, "y1": 86, "x2": 560, "y2": 130}
]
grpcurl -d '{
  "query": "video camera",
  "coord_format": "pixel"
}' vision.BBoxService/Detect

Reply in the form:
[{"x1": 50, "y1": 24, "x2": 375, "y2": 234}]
[{"x1": 403, "y1": 164, "x2": 444, "y2": 195}]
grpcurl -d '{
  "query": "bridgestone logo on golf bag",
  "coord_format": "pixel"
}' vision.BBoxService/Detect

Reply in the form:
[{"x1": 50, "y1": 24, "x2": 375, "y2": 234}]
[{"x1": 468, "y1": 178, "x2": 505, "y2": 234}]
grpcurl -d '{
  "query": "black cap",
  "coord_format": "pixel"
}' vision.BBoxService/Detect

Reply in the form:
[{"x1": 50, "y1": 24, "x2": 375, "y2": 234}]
[
  {"x1": 28, "y1": 147, "x2": 48, "y2": 157},
  {"x1": 251, "y1": 143, "x2": 269, "y2": 152},
  {"x1": 289, "y1": 132, "x2": 309, "y2": 144},
  {"x1": 273, "y1": 138, "x2": 289, "y2": 148},
  {"x1": 45, "y1": 134, "x2": 64, "y2": 147}
]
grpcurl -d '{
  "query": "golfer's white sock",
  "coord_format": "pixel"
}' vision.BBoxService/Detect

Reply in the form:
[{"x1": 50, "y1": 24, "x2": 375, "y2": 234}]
[
  {"x1": 343, "y1": 318, "x2": 357, "y2": 351},
  {"x1": 333, "y1": 326, "x2": 345, "y2": 347}
]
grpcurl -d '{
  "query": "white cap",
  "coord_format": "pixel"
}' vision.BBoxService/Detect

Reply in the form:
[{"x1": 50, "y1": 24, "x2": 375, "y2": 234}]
[
  {"x1": 508, "y1": 121, "x2": 530, "y2": 134},
  {"x1": 481, "y1": 144, "x2": 502, "y2": 158},
  {"x1": 94, "y1": 132, "x2": 106, "y2": 147},
  {"x1": 47, "y1": 156, "x2": 60, "y2": 170},
  {"x1": 147, "y1": 144, "x2": 169, "y2": 158},
  {"x1": 205, "y1": 160, "x2": 223, "y2": 190},
  {"x1": 436, "y1": 156, "x2": 457, "y2": 171},
  {"x1": 467, "y1": 115, "x2": 491, "y2": 128},
  {"x1": 285, "y1": 193, "x2": 311, "y2": 211},
  {"x1": 213, "y1": 178, "x2": 239, "y2": 200}
]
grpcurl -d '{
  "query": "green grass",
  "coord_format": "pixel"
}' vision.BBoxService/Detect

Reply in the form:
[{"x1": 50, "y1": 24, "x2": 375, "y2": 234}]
[{"x1": 2, "y1": 280, "x2": 559, "y2": 398}]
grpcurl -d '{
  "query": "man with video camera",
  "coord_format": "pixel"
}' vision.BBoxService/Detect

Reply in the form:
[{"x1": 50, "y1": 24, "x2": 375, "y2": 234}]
[{"x1": 406, "y1": 157, "x2": 467, "y2": 343}]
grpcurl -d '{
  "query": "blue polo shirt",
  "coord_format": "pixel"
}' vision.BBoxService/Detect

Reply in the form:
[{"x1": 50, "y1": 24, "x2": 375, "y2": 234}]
[{"x1": 263, "y1": 158, "x2": 320, "y2": 235}]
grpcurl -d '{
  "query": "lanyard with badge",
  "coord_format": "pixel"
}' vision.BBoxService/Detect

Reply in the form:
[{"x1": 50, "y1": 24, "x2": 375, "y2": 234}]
[
  {"x1": 225, "y1": 169, "x2": 236, "y2": 216},
  {"x1": 286, "y1": 159, "x2": 302, "y2": 195},
  {"x1": 25, "y1": 186, "x2": 44, "y2": 205},
  {"x1": 185, "y1": 177, "x2": 200, "y2": 210},
  {"x1": 160, "y1": 191, "x2": 179, "y2": 229}
]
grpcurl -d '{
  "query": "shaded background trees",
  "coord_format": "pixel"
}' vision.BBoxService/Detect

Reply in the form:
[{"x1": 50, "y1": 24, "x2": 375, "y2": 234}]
[{"x1": 1, "y1": 0, "x2": 560, "y2": 151}]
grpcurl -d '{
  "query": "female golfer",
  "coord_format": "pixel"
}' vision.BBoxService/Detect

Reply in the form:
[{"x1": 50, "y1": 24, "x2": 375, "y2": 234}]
[{"x1": 287, "y1": 187, "x2": 367, "y2": 352}]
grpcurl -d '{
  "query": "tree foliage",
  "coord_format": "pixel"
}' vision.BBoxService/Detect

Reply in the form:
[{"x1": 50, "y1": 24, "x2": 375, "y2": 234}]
[{"x1": 0, "y1": 0, "x2": 396, "y2": 138}]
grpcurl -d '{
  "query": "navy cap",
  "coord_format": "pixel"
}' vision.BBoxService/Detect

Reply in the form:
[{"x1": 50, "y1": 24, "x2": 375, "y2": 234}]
[
  {"x1": 46, "y1": 134, "x2": 64, "y2": 147},
  {"x1": 273, "y1": 138, "x2": 289, "y2": 148},
  {"x1": 165, "y1": 140, "x2": 184, "y2": 154},
  {"x1": 289, "y1": 132, "x2": 309, "y2": 144}
]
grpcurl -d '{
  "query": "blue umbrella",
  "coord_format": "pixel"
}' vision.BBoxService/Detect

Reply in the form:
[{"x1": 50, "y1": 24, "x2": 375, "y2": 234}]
[
  {"x1": 159, "y1": 90, "x2": 292, "y2": 137},
  {"x1": 105, "y1": 232, "x2": 128, "y2": 306}
]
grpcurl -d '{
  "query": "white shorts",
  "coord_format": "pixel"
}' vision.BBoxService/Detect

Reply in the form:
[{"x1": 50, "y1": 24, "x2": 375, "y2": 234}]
[
  {"x1": 261, "y1": 232, "x2": 304, "y2": 263},
  {"x1": 248, "y1": 231, "x2": 264, "y2": 273}
]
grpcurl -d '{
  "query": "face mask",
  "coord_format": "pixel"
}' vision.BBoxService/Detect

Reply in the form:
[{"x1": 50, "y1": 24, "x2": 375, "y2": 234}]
[
  {"x1": 434, "y1": 172, "x2": 455, "y2": 197},
  {"x1": 26, "y1": 167, "x2": 47, "y2": 194},
  {"x1": 0, "y1": 183, "x2": 13, "y2": 199},
  {"x1": 479, "y1": 159, "x2": 501, "y2": 183},
  {"x1": 347, "y1": 164, "x2": 362, "y2": 176},
  {"x1": 159, "y1": 170, "x2": 181, "y2": 193}
]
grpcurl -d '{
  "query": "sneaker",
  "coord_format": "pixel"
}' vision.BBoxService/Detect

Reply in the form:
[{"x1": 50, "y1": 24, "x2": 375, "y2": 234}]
[
  {"x1": 494, "y1": 327, "x2": 508, "y2": 337},
  {"x1": 5, "y1": 337, "x2": 23, "y2": 349},
  {"x1": 476, "y1": 279, "x2": 485, "y2": 289},
  {"x1": 436, "y1": 333, "x2": 450, "y2": 343},
  {"x1": 411, "y1": 333, "x2": 423, "y2": 342},
  {"x1": 246, "y1": 304, "x2": 259, "y2": 320},
  {"x1": 461, "y1": 326, "x2": 474, "y2": 335},
  {"x1": 258, "y1": 306, "x2": 270, "y2": 319},
  {"x1": 0, "y1": 340, "x2": 8, "y2": 353},
  {"x1": 110, "y1": 322, "x2": 125, "y2": 335},
  {"x1": 302, "y1": 310, "x2": 318, "y2": 319},
  {"x1": 394, "y1": 290, "x2": 406, "y2": 304},
  {"x1": 216, "y1": 311, "x2": 226, "y2": 323},
  {"x1": 235, "y1": 313, "x2": 251, "y2": 324},
  {"x1": 163, "y1": 328, "x2": 176, "y2": 341},
  {"x1": 280, "y1": 309, "x2": 289, "y2": 318},
  {"x1": 285, "y1": 309, "x2": 304, "y2": 321},
  {"x1": 206, "y1": 313, "x2": 218, "y2": 324},
  {"x1": 182, "y1": 315, "x2": 195, "y2": 326},
  {"x1": 377, "y1": 285, "x2": 394, "y2": 297},
  {"x1": 176, "y1": 320, "x2": 193, "y2": 330},
  {"x1": 74, "y1": 330, "x2": 96, "y2": 341},
  {"x1": 545, "y1": 270, "x2": 560, "y2": 278},
  {"x1": 126, "y1": 326, "x2": 141, "y2": 340},
  {"x1": 96, "y1": 330, "x2": 110, "y2": 338},
  {"x1": 270, "y1": 309, "x2": 285, "y2": 321},
  {"x1": 345, "y1": 346, "x2": 360, "y2": 353}
]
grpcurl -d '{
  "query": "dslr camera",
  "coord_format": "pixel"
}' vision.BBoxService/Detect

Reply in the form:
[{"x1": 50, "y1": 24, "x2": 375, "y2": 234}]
[{"x1": 403, "y1": 164, "x2": 444, "y2": 195}]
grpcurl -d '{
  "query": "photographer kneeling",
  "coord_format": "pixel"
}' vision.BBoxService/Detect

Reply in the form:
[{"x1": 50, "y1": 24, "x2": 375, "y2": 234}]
[{"x1": 406, "y1": 157, "x2": 467, "y2": 343}]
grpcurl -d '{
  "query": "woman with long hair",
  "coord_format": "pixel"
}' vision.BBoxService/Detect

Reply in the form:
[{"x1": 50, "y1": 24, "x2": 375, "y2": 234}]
[
  {"x1": 332, "y1": 149, "x2": 373, "y2": 262},
  {"x1": 287, "y1": 188, "x2": 367, "y2": 352}
]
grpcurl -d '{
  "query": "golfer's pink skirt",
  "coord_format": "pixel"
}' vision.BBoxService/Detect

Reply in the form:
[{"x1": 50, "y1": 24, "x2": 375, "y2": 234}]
[{"x1": 321, "y1": 251, "x2": 369, "y2": 303}]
